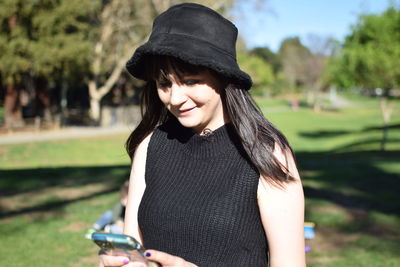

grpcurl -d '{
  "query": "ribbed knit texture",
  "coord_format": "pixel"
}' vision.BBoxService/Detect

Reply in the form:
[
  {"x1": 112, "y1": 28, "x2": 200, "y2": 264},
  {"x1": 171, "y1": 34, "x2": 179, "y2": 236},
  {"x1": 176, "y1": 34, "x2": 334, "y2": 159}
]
[{"x1": 138, "y1": 119, "x2": 268, "y2": 266}]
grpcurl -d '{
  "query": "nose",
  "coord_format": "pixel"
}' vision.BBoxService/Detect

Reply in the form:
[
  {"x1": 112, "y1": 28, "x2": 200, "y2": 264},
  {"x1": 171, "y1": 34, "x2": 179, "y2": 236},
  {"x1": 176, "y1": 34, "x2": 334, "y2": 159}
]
[{"x1": 169, "y1": 84, "x2": 187, "y2": 106}]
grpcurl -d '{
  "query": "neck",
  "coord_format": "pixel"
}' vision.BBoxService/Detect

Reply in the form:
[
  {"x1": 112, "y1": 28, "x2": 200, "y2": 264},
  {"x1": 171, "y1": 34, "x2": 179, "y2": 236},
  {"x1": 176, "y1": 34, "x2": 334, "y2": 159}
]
[
  {"x1": 200, "y1": 128, "x2": 213, "y2": 136},
  {"x1": 195, "y1": 112, "x2": 231, "y2": 136}
]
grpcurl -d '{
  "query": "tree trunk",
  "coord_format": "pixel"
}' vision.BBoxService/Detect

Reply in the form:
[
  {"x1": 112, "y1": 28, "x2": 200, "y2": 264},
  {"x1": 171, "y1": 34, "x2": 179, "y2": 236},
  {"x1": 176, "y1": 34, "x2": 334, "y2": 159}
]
[
  {"x1": 60, "y1": 80, "x2": 68, "y2": 127},
  {"x1": 311, "y1": 81, "x2": 322, "y2": 113},
  {"x1": 88, "y1": 59, "x2": 126, "y2": 123},
  {"x1": 306, "y1": 89, "x2": 314, "y2": 106},
  {"x1": 35, "y1": 75, "x2": 52, "y2": 127},
  {"x1": 380, "y1": 97, "x2": 394, "y2": 152},
  {"x1": 313, "y1": 98, "x2": 321, "y2": 113},
  {"x1": 4, "y1": 80, "x2": 24, "y2": 129},
  {"x1": 90, "y1": 98, "x2": 101, "y2": 124},
  {"x1": 89, "y1": 80, "x2": 102, "y2": 123}
]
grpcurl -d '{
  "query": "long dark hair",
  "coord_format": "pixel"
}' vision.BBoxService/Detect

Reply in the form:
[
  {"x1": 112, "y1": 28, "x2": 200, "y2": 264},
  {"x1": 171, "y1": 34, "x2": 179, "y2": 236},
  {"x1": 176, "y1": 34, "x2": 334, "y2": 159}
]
[{"x1": 125, "y1": 55, "x2": 295, "y2": 185}]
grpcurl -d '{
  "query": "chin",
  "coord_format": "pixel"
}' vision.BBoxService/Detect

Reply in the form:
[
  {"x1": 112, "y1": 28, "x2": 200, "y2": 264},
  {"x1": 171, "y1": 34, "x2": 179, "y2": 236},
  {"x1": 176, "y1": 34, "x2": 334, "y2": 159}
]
[{"x1": 177, "y1": 117, "x2": 202, "y2": 130}]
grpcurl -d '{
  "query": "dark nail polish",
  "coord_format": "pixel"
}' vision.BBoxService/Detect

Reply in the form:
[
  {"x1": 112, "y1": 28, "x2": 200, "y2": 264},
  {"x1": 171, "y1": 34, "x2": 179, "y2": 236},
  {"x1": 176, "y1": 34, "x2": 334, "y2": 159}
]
[{"x1": 145, "y1": 252, "x2": 151, "y2": 257}]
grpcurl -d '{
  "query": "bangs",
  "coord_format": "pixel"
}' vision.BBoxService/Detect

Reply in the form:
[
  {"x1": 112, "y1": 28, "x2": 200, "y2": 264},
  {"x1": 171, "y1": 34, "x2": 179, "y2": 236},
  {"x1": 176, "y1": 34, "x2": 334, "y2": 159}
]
[{"x1": 144, "y1": 55, "x2": 206, "y2": 82}]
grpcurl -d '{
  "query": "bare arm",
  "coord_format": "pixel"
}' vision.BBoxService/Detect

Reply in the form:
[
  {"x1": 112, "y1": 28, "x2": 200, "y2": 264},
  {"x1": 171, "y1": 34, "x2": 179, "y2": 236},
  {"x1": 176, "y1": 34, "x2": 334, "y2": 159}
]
[
  {"x1": 99, "y1": 133, "x2": 152, "y2": 267},
  {"x1": 101, "y1": 132, "x2": 197, "y2": 267},
  {"x1": 124, "y1": 133, "x2": 153, "y2": 242},
  {"x1": 257, "y1": 144, "x2": 305, "y2": 267}
]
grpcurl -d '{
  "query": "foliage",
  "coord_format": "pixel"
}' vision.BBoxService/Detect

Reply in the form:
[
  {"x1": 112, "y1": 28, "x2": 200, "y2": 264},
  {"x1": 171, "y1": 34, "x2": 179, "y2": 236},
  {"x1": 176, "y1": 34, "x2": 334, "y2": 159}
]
[
  {"x1": 250, "y1": 46, "x2": 282, "y2": 74},
  {"x1": 328, "y1": 5, "x2": 400, "y2": 90},
  {"x1": 278, "y1": 37, "x2": 312, "y2": 88},
  {"x1": 325, "y1": 4, "x2": 400, "y2": 150},
  {"x1": 0, "y1": 0, "x2": 243, "y2": 124},
  {"x1": 238, "y1": 51, "x2": 274, "y2": 93},
  {"x1": 0, "y1": 0, "x2": 98, "y2": 80}
]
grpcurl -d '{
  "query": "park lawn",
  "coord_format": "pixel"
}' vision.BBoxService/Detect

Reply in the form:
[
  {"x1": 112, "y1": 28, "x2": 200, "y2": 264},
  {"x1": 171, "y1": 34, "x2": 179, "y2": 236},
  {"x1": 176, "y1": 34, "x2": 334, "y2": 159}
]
[
  {"x1": 0, "y1": 134, "x2": 130, "y2": 267},
  {"x1": 261, "y1": 94, "x2": 400, "y2": 266},
  {"x1": 0, "y1": 93, "x2": 399, "y2": 266}
]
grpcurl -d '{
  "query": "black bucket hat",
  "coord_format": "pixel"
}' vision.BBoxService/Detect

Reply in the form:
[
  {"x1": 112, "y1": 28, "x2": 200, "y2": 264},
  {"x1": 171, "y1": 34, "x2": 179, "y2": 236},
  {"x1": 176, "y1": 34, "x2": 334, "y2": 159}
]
[{"x1": 126, "y1": 3, "x2": 252, "y2": 90}]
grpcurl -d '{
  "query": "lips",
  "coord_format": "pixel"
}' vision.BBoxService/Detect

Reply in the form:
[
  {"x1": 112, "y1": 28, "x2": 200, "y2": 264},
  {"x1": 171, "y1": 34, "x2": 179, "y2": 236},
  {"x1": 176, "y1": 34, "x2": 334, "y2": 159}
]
[{"x1": 178, "y1": 107, "x2": 196, "y2": 115}]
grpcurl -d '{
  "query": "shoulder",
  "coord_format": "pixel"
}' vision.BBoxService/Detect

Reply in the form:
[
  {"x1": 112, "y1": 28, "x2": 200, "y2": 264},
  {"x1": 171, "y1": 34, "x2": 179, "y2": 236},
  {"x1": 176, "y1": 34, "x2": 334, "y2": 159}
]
[
  {"x1": 272, "y1": 142, "x2": 300, "y2": 181},
  {"x1": 258, "y1": 142, "x2": 302, "y2": 197},
  {"x1": 257, "y1": 143, "x2": 306, "y2": 266},
  {"x1": 132, "y1": 132, "x2": 153, "y2": 162}
]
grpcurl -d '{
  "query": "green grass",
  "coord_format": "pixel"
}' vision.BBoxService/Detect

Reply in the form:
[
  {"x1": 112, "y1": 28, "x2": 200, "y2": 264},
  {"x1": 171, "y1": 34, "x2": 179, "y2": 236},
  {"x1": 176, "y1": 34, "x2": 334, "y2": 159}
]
[
  {"x1": 0, "y1": 133, "x2": 130, "y2": 267},
  {"x1": 0, "y1": 193, "x2": 119, "y2": 267},
  {"x1": 0, "y1": 93, "x2": 399, "y2": 266},
  {"x1": 260, "y1": 93, "x2": 400, "y2": 266},
  {"x1": 0, "y1": 134, "x2": 130, "y2": 169}
]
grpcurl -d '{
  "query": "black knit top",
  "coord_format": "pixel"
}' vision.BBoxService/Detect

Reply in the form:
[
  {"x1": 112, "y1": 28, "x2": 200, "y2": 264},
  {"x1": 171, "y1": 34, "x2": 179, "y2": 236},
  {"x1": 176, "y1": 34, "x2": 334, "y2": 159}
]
[{"x1": 138, "y1": 119, "x2": 268, "y2": 266}]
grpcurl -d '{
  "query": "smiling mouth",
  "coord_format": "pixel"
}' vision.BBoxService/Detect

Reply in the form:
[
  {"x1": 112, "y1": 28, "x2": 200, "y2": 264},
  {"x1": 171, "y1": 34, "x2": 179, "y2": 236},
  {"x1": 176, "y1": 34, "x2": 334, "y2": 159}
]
[{"x1": 178, "y1": 107, "x2": 196, "y2": 115}]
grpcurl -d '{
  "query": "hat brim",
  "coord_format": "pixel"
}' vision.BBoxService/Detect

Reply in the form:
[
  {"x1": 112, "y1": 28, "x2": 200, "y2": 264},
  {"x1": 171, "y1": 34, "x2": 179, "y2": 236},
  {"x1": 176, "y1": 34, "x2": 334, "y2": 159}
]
[{"x1": 126, "y1": 33, "x2": 252, "y2": 90}]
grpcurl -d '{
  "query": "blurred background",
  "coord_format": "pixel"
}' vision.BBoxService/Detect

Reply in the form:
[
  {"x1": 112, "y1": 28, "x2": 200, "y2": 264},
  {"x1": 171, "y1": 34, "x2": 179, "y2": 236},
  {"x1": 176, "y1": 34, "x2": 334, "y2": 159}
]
[{"x1": 0, "y1": 0, "x2": 399, "y2": 266}]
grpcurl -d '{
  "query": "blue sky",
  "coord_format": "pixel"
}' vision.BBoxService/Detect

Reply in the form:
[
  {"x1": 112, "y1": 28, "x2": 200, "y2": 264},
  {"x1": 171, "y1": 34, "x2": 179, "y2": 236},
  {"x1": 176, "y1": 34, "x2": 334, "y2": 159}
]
[{"x1": 232, "y1": 0, "x2": 393, "y2": 51}]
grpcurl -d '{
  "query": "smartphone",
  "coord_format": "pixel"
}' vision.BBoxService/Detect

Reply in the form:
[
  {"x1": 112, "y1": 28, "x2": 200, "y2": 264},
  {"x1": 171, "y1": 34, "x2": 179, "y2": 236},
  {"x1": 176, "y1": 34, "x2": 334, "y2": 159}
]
[{"x1": 92, "y1": 233, "x2": 146, "y2": 262}]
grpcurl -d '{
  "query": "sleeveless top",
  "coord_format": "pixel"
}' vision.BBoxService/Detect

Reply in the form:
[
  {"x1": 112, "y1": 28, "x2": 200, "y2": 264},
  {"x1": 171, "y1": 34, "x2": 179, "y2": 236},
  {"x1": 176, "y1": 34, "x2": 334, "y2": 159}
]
[{"x1": 138, "y1": 119, "x2": 268, "y2": 266}]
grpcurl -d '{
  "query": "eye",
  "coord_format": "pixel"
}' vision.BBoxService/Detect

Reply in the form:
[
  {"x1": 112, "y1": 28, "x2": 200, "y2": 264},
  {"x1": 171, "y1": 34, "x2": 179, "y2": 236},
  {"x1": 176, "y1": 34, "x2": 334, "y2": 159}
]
[
  {"x1": 184, "y1": 79, "x2": 200, "y2": 86},
  {"x1": 157, "y1": 80, "x2": 171, "y2": 88}
]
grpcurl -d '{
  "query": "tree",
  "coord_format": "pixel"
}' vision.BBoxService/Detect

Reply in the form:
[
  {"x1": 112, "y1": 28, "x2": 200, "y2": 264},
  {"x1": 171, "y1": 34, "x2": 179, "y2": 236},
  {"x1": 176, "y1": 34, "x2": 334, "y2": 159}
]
[
  {"x1": 329, "y1": 4, "x2": 400, "y2": 150},
  {"x1": 278, "y1": 37, "x2": 311, "y2": 90},
  {"x1": 0, "y1": 1, "x2": 35, "y2": 128},
  {"x1": 238, "y1": 52, "x2": 274, "y2": 94},
  {"x1": 250, "y1": 47, "x2": 281, "y2": 74},
  {"x1": 1, "y1": 0, "x2": 265, "y2": 127},
  {"x1": 0, "y1": 0, "x2": 98, "y2": 128},
  {"x1": 278, "y1": 35, "x2": 337, "y2": 111},
  {"x1": 302, "y1": 34, "x2": 337, "y2": 112}
]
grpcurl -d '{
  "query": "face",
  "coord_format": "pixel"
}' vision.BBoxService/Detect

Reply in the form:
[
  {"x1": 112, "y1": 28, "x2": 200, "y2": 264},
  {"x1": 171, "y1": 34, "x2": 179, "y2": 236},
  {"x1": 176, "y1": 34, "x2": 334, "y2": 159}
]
[{"x1": 156, "y1": 70, "x2": 226, "y2": 134}]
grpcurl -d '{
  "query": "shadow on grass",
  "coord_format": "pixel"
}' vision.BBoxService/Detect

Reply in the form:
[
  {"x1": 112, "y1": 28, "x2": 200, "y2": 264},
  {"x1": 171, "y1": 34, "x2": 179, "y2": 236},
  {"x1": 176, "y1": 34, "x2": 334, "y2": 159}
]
[
  {"x1": 0, "y1": 186, "x2": 119, "y2": 219},
  {"x1": 297, "y1": 130, "x2": 352, "y2": 138},
  {"x1": 1, "y1": 138, "x2": 399, "y2": 222},
  {"x1": 298, "y1": 150, "x2": 400, "y2": 215},
  {"x1": 299, "y1": 122, "x2": 400, "y2": 139},
  {"x1": 2, "y1": 150, "x2": 398, "y2": 218},
  {"x1": 298, "y1": 147, "x2": 400, "y2": 259},
  {"x1": 0, "y1": 165, "x2": 130, "y2": 219},
  {"x1": 0, "y1": 165, "x2": 130, "y2": 196},
  {"x1": 363, "y1": 123, "x2": 400, "y2": 131},
  {"x1": 298, "y1": 122, "x2": 400, "y2": 217}
]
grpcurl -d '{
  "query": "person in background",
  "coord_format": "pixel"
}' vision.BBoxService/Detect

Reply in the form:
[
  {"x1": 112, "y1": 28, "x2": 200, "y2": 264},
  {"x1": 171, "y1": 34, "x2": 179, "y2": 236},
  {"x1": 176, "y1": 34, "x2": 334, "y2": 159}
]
[
  {"x1": 85, "y1": 181, "x2": 129, "y2": 239},
  {"x1": 100, "y1": 3, "x2": 305, "y2": 267}
]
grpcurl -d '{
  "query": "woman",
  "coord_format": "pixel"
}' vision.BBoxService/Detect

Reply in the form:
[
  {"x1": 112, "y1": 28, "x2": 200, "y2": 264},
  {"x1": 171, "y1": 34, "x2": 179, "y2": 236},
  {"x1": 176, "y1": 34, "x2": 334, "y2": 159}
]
[{"x1": 100, "y1": 3, "x2": 305, "y2": 267}]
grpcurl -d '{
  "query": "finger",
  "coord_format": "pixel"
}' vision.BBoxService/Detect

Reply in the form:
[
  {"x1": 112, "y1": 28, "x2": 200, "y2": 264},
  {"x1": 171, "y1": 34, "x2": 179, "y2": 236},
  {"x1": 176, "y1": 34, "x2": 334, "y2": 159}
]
[
  {"x1": 124, "y1": 263, "x2": 147, "y2": 267},
  {"x1": 99, "y1": 253, "x2": 130, "y2": 267},
  {"x1": 144, "y1": 249, "x2": 185, "y2": 266}
]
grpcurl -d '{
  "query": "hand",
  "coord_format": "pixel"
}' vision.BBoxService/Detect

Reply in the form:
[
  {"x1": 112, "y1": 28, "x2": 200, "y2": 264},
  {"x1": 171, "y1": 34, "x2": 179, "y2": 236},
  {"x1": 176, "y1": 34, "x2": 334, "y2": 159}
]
[
  {"x1": 144, "y1": 250, "x2": 197, "y2": 267},
  {"x1": 98, "y1": 250, "x2": 145, "y2": 267},
  {"x1": 98, "y1": 249, "x2": 197, "y2": 267}
]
